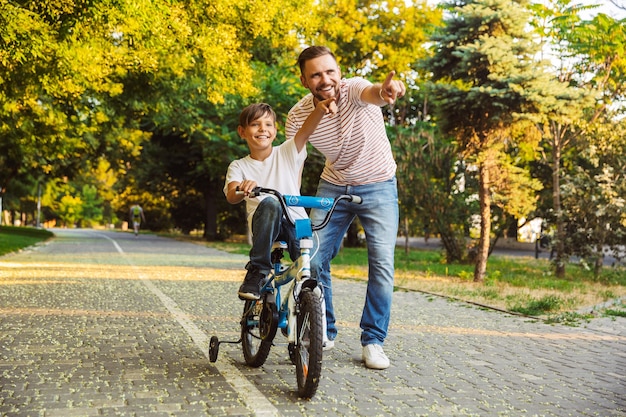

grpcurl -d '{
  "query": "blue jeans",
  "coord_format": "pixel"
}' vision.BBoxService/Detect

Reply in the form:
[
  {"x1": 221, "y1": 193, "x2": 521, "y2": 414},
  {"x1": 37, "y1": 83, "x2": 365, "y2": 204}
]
[
  {"x1": 310, "y1": 177, "x2": 398, "y2": 346},
  {"x1": 249, "y1": 198, "x2": 299, "y2": 274}
]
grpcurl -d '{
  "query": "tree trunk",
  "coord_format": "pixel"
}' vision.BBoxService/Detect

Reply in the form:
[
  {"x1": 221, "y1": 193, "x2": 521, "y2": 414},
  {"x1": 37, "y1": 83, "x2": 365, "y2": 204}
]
[
  {"x1": 551, "y1": 130, "x2": 566, "y2": 278},
  {"x1": 345, "y1": 221, "x2": 360, "y2": 247},
  {"x1": 594, "y1": 243, "x2": 604, "y2": 277},
  {"x1": 203, "y1": 181, "x2": 218, "y2": 240},
  {"x1": 404, "y1": 217, "x2": 409, "y2": 256},
  {"x1": 474, "y1": 158, "x2": 492, "y2": 282},
  {"x1": 437, "y1": 218, "x2": 465, "y2": 263}
]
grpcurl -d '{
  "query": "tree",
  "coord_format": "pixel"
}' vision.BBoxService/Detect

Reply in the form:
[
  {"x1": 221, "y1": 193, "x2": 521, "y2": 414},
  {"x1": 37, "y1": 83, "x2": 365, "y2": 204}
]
[
  {"x1": 425, "y1": 0, "x2": 559, "y2": 281},
  {"x1": 78, "y1": 184, "x2": 103, "y2": 227},
  {"x1": 0, "y1": 0, "x2": 315, "y2": 235},
  {"x1": 296, "y1": 0, "x2": 444, "y2": 246},
  {"x1": 308, "y1": 0, "x2": 438, "y2": 76},
  {"x1": 393, "y1": 125, "x2": 473, "y2": 262},
  {"x1": 530, "y1": 2, "x2": 626, "y2": 276}
]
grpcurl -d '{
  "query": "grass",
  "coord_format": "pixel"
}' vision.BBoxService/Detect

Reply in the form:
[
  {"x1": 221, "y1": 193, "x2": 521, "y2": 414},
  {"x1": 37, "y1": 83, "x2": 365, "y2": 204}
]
[
  {"x1": 0, "y1": 226, "x2": 53, "y2": 256},
  {"x1": 200, "y1": 240, "x2": 626, "y2": 322},
  {"x1": 3, "y1": 227, "x2": 625, "y2": 323}
]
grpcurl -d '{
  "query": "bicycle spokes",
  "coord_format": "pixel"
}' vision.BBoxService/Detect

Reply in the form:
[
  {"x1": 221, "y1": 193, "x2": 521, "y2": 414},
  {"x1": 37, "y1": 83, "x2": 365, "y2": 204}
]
[{"x1": 295, "y1": 290, "x2": 323, "y2": 398}]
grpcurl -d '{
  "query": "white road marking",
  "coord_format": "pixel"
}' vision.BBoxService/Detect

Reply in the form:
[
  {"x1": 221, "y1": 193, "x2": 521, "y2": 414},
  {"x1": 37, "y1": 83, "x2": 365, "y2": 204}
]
[{"x1": 99, "y1": 233, "x2": 280, "y2": 417}]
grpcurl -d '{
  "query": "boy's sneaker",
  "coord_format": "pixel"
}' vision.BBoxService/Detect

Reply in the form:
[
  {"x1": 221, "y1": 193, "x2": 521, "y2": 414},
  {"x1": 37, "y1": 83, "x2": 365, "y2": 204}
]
[
  {"x1": 362, "y1": 344, "x2": 390, "y2": 369},
  {"x1": 322, "y1": 339, "x2": 335, "y2": 351},
  {"x1": 238, "y1": 268, "x2": 265, "y2": 300}
]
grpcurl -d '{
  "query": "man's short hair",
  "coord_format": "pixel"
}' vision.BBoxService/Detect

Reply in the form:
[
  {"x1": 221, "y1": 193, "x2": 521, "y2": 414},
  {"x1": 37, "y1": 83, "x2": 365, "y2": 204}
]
[{"x1": 297, "y1": 46, "x2": 337, "y2": 74}]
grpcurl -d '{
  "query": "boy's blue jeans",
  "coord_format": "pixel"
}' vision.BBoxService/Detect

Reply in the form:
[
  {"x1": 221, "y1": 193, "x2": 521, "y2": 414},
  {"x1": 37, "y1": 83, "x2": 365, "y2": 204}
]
[
  {"x1": 310, "y1": 177, "x2": 398, "y2": 346},
  {"x1": 249, "y1": 197, "x2": 299, "y2": 274}
]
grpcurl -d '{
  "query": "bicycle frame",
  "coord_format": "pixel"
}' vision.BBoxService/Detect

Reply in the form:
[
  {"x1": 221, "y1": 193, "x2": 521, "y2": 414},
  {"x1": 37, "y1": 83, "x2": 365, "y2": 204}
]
[
  {"x1": 255, "y1": 191, "x2": 333, "y2": 342},
  {"x1": 209, "y1": 187, "x2": 361, "y2": 397},
  {"x1": 264, "y1": 237, "x2": 318, "y2": 343}
]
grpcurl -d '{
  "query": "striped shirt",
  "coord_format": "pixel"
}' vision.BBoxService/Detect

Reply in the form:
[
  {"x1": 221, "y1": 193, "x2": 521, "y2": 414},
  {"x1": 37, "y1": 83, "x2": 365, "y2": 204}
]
[{"x1": 285, "y1": 77, "x2": 396, "y2": 186}]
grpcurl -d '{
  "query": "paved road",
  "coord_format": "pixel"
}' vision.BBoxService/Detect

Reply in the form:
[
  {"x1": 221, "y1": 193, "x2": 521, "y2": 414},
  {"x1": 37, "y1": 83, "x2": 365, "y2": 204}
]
[{"x1": 1, "y1": 229, "x2": 624, "y2": 417}]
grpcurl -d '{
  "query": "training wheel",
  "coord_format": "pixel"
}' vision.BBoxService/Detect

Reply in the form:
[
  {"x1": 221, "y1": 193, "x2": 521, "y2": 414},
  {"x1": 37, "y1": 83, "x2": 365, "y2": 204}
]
[
  {"x1": 288, "y1": 342, "x2": 296, "y2": 365},
  {"x1": 209, "y1": 336, "x2": 220, "y2": 362}
]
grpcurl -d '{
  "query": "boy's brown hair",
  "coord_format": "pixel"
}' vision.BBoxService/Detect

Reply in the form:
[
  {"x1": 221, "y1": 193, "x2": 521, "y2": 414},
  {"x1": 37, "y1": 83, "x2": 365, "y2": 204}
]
[{"x1": 238, "y1": 103, "x2": 276, "y2": 128}]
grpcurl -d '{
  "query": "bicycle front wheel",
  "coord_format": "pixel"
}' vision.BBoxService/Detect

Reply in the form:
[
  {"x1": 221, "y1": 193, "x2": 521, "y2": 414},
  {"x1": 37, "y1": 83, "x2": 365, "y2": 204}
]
[
  {"x1": 294, "y1": 289, "x2": 324, "y2": 398},
  {"x1": 241, "y1": 299, "x2": 274, "y2": 367}
]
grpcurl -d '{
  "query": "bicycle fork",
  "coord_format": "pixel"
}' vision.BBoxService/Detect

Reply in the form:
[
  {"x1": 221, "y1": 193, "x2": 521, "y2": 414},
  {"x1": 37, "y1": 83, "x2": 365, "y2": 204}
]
[{"x1": 284, "y1": 239, "x2": 327, "y2": 343}]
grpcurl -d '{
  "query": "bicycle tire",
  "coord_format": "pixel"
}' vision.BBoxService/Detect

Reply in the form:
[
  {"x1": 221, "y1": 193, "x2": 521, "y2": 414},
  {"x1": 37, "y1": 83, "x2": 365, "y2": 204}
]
[
  {"x1": 294, "y1": 289, "x2": 324, "y2": 398},
  {"x1": 241, "y1": 299, "x2": 274, "y2": 367}
]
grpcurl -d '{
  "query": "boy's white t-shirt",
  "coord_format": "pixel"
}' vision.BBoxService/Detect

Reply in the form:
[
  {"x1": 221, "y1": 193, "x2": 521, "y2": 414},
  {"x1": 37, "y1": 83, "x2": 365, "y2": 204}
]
[{"x1": 223, "y1": 139, "x2": 307, "y2": 231}]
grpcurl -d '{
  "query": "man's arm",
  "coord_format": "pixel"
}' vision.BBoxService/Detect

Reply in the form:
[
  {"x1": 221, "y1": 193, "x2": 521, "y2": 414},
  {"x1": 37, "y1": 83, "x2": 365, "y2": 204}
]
[
  {"x1": 362, "y1": 71, "x2": 406, "y2": 107},
  {"x1": 293, "y1": 97, "x2": 337, "y2": 152}
]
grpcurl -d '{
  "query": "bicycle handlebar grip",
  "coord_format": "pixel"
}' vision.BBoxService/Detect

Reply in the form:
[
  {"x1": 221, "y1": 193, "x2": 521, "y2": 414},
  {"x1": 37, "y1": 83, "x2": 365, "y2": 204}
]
[
  {"x1": 350, "y1": 195, "x2": 363, "y2": 204},
  {"x1": 235, "y1": 186, "x2": 261, "y2": 198}
]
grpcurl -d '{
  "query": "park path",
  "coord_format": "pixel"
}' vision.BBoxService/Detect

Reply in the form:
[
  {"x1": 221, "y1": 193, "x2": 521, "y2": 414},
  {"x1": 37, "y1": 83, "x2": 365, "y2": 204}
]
[{"x1": 0, "y1": 228, "x2": 624, "y2": 416}]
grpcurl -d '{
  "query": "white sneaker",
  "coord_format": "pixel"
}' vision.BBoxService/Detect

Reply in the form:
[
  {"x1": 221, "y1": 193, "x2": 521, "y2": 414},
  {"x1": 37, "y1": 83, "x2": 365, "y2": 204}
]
[
  {"x1": 362, "y1": 344, "x2": 390, "y2": 369},
  {"x1": 323, "y1": 340, "x2": 335, "y2": 351}
]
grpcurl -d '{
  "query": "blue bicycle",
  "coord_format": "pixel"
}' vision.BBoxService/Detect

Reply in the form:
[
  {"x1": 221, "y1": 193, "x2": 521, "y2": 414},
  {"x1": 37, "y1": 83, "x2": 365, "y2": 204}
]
[{"x1": 209, "y1": 187, "x2": 361, "y2": 398}]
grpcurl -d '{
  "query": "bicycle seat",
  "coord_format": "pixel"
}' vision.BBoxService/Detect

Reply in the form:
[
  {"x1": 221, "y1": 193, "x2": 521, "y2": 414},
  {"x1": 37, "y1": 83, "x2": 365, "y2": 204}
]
[{"x1": 272, "y1": 241, "x2": 288, "y2": 249}]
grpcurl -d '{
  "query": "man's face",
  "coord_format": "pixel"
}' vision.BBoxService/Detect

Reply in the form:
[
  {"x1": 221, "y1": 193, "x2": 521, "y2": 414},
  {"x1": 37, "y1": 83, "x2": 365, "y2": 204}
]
[{"x1": 300, "y1": 54, "x2": 342, "y2": 103}]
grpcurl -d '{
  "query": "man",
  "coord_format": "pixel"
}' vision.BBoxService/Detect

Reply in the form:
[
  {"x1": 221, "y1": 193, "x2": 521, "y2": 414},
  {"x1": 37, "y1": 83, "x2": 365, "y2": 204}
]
[
  {"x1": 285, "y1": 46, "x2": 405, "y2": 369},
  {"x1": 129, "y1": 203, "x2": 146, "y2": 236}
]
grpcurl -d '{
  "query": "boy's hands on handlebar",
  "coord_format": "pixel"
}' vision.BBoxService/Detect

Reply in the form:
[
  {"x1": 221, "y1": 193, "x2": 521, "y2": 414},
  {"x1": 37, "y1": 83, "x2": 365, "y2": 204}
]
[
  {"x1": 236, "y1": 180, "x2": 258, "y2": 196},
  {"x1": 227, "y1": 180, "x2": 259, "y2": 204}
]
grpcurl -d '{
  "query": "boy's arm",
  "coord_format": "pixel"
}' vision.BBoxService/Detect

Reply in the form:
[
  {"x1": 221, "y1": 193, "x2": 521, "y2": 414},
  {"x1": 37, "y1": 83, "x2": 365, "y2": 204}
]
[{"x1": 293, "y1": 97, "x2": 337, "y2": 152}]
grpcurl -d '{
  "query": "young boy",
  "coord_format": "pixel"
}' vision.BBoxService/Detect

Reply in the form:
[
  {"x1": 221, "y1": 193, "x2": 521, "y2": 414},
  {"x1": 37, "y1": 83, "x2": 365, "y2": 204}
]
[{"x1": 224, "y1": 100, "x2": 336, "y2": 300}]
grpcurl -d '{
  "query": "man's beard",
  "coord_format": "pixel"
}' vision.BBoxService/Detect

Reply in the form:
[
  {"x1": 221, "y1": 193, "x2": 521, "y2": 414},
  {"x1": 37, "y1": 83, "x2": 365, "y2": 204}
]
[{"x1": 313, "y1": 84, "x2": 339, "y2": 103}]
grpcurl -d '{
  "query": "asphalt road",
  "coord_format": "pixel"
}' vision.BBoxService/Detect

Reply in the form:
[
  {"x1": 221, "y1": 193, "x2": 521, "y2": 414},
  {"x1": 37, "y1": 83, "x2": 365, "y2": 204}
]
[{"x1": 0, "y1": 229, "x2": 624, "y2": 416}]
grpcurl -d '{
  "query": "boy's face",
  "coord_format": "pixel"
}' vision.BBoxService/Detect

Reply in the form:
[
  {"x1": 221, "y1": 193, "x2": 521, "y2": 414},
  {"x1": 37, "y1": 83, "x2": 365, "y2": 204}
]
[
  {"x1": 300, "y1": 54, "x2": 341, "y2": 103},
  {"x1": 238, "y1": 113, "x2": 277, "y2": 153}
]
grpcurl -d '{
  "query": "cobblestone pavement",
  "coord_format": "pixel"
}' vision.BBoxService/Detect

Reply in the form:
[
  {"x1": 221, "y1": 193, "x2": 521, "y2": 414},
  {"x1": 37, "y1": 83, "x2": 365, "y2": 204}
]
[{"x1": 0, "y1": 229, "x2": 624, "y2": 417}]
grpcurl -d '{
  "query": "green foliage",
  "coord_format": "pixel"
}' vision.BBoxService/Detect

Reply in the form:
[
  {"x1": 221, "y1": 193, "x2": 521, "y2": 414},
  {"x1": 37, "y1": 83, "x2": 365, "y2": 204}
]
[
  {"x1": 308, "y1": 0, "x2": 441, "y2": 78},
  {"x1": 604, "y1": 308, "x2": 626, "y2": 318},
  {"x1": 559, "y1": 121, "x2": 626, "y2": 275},
  {"x1": 424, "y1": 0, "x2": 551, "y2": 280},
  {"x1": 38, "y1": 172, "x2": 110, "y2": 228},
  {"x1": 0, "y1": 226, "x2": 53, "y2": 256},
  {"x1": 392, "y1": 124, "x2": 472, "y2": 263},
  {"x1": 79, "y1": 184, "x2": 103, "y2": 227},
  {"x1": 1, "y1": 0, "x2": 624, "y2": 269},
  {"x1": 544, "y1": 311, "x2": 593, "y2": 326},
  {"x1": 0, "y1": 0, "x2": 318, "y2": 237},
  {"x1": 57, "y1": 194, "x2": 83, "y2": 227},
  {"x1": 509, "y1": 294, "x2": 563, "y2": 316},
  {"x1": 528, "y1": 0, "x2": 626, "y2": 278}
]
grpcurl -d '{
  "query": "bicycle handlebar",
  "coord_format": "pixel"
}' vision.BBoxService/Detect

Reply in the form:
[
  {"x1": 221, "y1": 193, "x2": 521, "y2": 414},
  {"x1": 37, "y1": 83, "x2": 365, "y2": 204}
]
[{"x1": 236, "y1": 186, "x2": 362, "y2": 231}]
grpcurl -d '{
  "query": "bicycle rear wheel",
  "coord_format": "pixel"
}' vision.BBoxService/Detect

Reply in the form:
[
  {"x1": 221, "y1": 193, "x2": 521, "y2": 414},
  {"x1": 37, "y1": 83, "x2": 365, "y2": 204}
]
[
  {"x1": 294, "y1": 289, "x2": 324, "y2": 398},
  {"x1": 241, "y1": 298, "x2": 275, "y2": 367}
]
